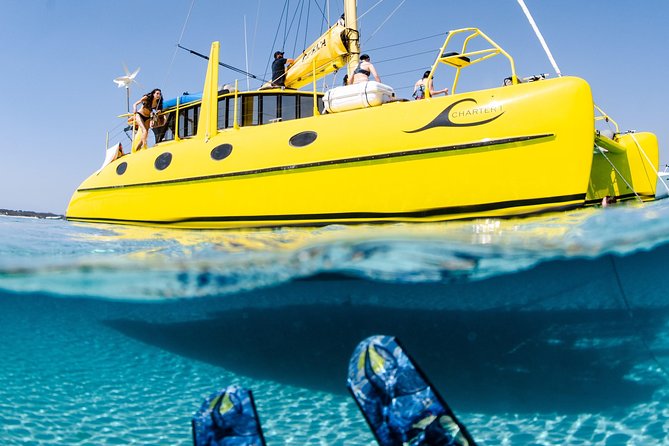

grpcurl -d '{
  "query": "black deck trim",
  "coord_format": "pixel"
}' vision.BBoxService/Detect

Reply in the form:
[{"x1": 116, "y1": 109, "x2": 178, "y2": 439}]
[
  {"x1": 67, "y1": 192, "x2": 584, "y2": 226},
  {"x1": 77, "y1": 133, "x2": 554, "y2": 192}
]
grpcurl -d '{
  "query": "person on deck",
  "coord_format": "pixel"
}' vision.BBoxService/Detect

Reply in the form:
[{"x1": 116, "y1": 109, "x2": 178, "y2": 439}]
[
  {"x1": 133, "y1": 88, "x2": 163, "y2": 150},
  {"x1": 348, "y1": 54, "x2": 380, "y2": 85},
  {"x1": 413, "y1": 71, "x2": 448, "y2": 100},
  {"x1": 271, "y1": 51, "x2": 294, "y2": 87}
]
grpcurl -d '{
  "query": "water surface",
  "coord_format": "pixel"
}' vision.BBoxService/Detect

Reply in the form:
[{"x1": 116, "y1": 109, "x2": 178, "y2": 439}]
[{"x1": 2, "y1": 201, "x2": 669, "y2": 445}]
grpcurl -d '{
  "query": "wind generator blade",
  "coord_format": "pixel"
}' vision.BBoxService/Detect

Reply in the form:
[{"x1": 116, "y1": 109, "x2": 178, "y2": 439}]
[
  {"x1": 113, "y1": 66, "x2": 140, "y2": 88},
  {"x1": 128, "y1": 67, "x2": 140, "y2": 79},
  {"x1": 113, "y1": 76, "x2": 130, "y2": 88}
]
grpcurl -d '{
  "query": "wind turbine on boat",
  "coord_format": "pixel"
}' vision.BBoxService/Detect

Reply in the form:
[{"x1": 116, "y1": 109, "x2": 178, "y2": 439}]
[{"x1": 113, "y1": 64, "x2": 140, "y2": 113}]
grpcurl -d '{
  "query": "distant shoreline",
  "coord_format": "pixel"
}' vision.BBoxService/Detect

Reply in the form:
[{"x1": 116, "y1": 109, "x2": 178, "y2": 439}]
[{"x1": 0, "y1": 209, "x2": 64, "y2": 219}]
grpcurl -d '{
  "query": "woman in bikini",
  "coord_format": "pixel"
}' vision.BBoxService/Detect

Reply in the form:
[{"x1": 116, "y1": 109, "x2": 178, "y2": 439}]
[
  {"x1": 133, "y1": 88, "x2": 163, "y2": 150},
  {"x1": 348, "y1": 54, "x2": 381, "y2": 85},
  {"x1": 413, "y1": 71, "x2": 448, "y2": 100}
]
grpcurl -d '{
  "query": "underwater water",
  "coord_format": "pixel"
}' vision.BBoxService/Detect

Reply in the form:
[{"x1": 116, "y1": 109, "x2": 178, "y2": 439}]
[{"x1": 2, "y1": 201, "x2": 669, "y2": 445}]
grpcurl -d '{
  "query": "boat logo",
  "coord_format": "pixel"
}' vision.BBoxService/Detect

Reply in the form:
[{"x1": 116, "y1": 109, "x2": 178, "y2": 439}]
[
  {"x1": 405, "y1": 98, "x2": 505, "y2": 133},
  {"x1": 298, "y1": 38, "x2": 327, "y2": 66}
]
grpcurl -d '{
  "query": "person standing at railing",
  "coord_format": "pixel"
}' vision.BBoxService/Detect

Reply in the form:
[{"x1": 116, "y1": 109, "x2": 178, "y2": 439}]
[
  {"x1": 133, "y1": 88, "x2": 163, "y2": 150},
  {"x1": 413, "y1": 71, "x2": 448, "y2": 100}
]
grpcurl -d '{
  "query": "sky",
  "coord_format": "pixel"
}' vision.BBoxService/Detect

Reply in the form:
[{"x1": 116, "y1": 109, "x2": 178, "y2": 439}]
[{"x1": 0, "y1": 0, "x2": 667, "y2": 214}]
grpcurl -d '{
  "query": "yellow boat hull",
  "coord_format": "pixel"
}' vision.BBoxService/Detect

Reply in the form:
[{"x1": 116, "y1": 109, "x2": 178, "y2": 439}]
[
  {"x1": 67, "y1": 76, "x2": 595, "y2": 228},
  {"x1": 587, "y1": 132, "x2": 659, "y2": 203}
]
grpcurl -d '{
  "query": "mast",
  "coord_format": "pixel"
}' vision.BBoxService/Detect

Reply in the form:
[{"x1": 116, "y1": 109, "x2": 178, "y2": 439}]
[
  {"x1": 344, "y1": 0, "x2": 360, "y2": 79},
  {"x1": 197, "y1": 41, "x2": 220, "y2": 142}
]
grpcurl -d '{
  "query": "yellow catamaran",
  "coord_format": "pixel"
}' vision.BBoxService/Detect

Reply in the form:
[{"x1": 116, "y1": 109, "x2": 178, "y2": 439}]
[{"x1": 66, "y1": 1, "x2": 660, "y2": 228}]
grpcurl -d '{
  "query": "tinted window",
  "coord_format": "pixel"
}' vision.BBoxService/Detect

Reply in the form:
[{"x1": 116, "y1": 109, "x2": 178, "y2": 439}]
[
  {"x1": 155, "y1": 112, "x2": 176, "y2": 143},
  {"x1": 281, "y1": 95, "x2": 297, "y2": 121},
  {"x1": 217, "y1": 97, "x2": 227, "y2": 129},
  {"x1": 226, "y1": 97, "x2": 240, "y2": 129},
  {"x1": 242, "y1": 95, "x2": 258, "y2": 126},
  {"x1": 299, "y1": 96, "x2": 323, "y2": 118},
  {"x1": 178, "y1": 105, "x2": 200, "y2": 138},
  {"x1": 261, "y1": 95, "x2": 278, "y2": 124},
  {"x1": 289, "y1": 131, "x2": 318, "y2": 147},
  {"x1": 211, "y1": 94, "x2": 323, "y2": 128},
  {"x1": 300, "y1": 96, "x2": 314, "y2": 118}
]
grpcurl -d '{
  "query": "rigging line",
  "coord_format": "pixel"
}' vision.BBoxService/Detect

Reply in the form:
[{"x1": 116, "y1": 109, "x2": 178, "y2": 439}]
[
  {"x1": 284, "y1": 0, "x2": 290, "y2": 47},
  {"x1": 383, "y1": 67, "x2": 431, "y2": 78},
  {"x1": 177, "y1": 44, "x2": 267, "y2": 82},
  {"x1": 358, "y1": 0, "x2": 385, "y2": 21},
  {"x1": 376, "y1": 49, "x2": 438, "y2": 64},
  {"x1": 303, "y1": 0, "x2": 311, "y2": 53},
  {"x1": 394, "y1": 85, "x2": 422, "y2": 92},
  {"x1": 177, "y1": 0, "x2": 197, "y2": 44},
  {"x1": 250, "y1": 0, "x2": 262, "y2": 76},
  {"x1": 291, "y1": 0, "x2": 306, "y2": 57},
  {"x1": 366, "y1": 31, "x2": 448, "y2": 53},
  {"x1": 163, "y1": 0, "x2": 197, "y2": 86},
  {"x1": 516, "y1": 0, "x2": 562, "y2": 77},
  {"x1": 364, "y1": 0, "x2": 407, "y2": 45},
  {"x1": 608, "y1": 255, "x2": 669, "y2": 381},
  {"x1": 312, "y1": 0, "x2": 328, "y2": 33},
  {"x1": 629, "y1": 133, "x2": 669, "y2": 195},
  {"x1": 596, "y1": 147, "x2": 642, "y2": 203},
  {"x1": 285, "y1": 0, "x2": 304, "y2": 54},
  {"x1": 265, "y1": 1, "x2": 291, "y2": 84}
]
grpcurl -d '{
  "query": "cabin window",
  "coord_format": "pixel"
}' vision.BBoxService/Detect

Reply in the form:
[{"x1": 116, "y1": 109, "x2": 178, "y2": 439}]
[
  {"x1": 261, "y1": 95, "x2": 279, "y2": 124},
  {"x1": 154, "y1": 112, "x2": 176, "y2": 143},
  {"x1": 214, "y1": 94, "x2": 323, "y2": 129},
  {"x1": 281, "y1": 95, "x2": 297, "y2": 121},
  {"x1": 219, "y1": 97, "x2": 241, "y2": 129},
  {"x1": 299, "y1": 96, "x2": 323, "y2": 118},
  {"x1": 242, "y1": 95, "x2": 258, "y2": 126},
  {"x1": 178, "y1": 105, "x2": 200, "y2": 138},
  {"x1": 116, "y1": 162, "x2": 128, "y2": 175},
  {"x1": 217, "y1": 98, "x2": 228, "y2": 129},
  {"x1": 232, "y1": 97, "x2": 242, "y2": 128}
]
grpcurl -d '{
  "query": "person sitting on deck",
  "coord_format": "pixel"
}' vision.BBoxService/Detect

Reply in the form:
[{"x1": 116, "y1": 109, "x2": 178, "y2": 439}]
[{"x1": 348, "y1": 54, "x2": 381, "y2": 85}]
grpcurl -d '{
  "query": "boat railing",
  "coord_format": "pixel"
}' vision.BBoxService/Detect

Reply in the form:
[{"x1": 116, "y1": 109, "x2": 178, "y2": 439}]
[
  {"x1": 594, "y1": 104, "x2": 627, "y2": 154},
  {"x1": 118, "y1": 87, "x2": 326, "y2": 151},
  {"x1": 594, "y1": 104, "x2": 620, "y2": 134},
  {"x1": 426, "y1": 27, "x2": 518, "y2": 97}
]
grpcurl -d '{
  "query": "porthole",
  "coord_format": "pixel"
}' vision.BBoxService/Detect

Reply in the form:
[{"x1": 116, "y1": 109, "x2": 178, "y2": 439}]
[
  {"x1": 116, "y1": 162, "x2": 127, "y2": 175},
  {"x1": 289, "y1": 131, "x2": 317, "y2": 147},
  {"x1": 211, "y1": 143, "x2": 233, "y2": 160},
  {"x1": 155, "y1": 152, "x2": 172, "y2": 170}
]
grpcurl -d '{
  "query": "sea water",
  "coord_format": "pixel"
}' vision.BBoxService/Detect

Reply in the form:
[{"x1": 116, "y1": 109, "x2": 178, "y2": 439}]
[{"x1": 2, "y1": 201, "x2": 669, "y2": 445}]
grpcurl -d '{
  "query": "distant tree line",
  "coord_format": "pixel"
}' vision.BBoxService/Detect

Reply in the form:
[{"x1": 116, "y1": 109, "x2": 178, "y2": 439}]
[{"x1": 0, "y1": 209, "x2": 63, "y2": 219}]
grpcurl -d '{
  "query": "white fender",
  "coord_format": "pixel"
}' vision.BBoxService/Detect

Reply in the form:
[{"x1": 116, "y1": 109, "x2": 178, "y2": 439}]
[{"x1": 323, "y1": 81, "x2": 395, "y2": 113}]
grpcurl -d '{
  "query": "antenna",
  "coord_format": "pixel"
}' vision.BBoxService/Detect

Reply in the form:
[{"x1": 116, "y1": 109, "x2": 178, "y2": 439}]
[
  {"x1": 113, "y1": 64, "x2": 141, "y2": 113},
  {"x1": 244, "y1": 15, "x2": 250, "y2": 90}
]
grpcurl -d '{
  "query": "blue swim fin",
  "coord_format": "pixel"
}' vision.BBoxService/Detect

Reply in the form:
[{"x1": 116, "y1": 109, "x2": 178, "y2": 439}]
[
  {"x1": 192, "y1": 385, "x2": 266, "y2": 446},
  {"x1": 347, "y1": 335, "x2": 477, "y2": 446}
]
